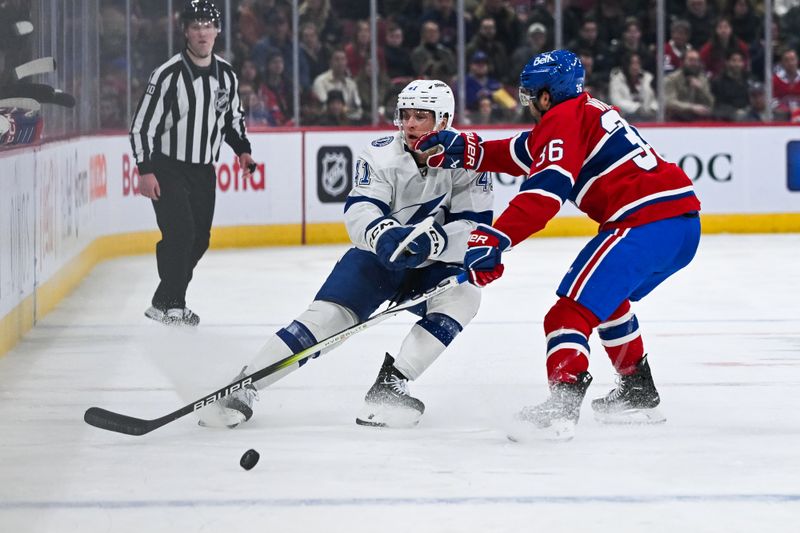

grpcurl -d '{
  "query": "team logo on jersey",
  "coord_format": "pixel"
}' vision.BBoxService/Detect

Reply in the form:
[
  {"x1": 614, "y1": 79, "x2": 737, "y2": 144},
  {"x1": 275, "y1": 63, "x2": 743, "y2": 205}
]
[
  {"x1": 213, "y1": 87, "x2": 230, "y2": 113},
  {"x1": 317, "y1": 146, "x2": 353, "y2": 203},
  {"x1": 371, "y1": 136, "x2": 393, "y2": 147}
]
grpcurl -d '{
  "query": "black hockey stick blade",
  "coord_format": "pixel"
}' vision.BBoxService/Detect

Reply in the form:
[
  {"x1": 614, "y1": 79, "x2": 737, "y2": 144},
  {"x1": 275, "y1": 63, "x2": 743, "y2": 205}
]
[
  {"x1": 46, "y1": 90, "x2": 76, "y2": 108},
  {"x1": 84, "y1": 272, "x2": 469, "y2": 436},
  {"x1": 84, "y1": 408, "x2": 160, "y2": 436}
]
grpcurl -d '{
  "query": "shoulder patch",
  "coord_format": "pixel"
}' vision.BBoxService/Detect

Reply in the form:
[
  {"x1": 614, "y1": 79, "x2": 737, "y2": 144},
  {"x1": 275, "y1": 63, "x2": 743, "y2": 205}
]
[{"x1": 371, "y1": 136, "x2": 394, "y2": 147}]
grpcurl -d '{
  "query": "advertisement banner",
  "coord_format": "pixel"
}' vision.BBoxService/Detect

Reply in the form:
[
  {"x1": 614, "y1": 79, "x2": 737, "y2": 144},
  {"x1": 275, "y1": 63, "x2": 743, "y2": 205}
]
[{"x1": 0, "y1": 150, "x2": 36, "y2": 317}]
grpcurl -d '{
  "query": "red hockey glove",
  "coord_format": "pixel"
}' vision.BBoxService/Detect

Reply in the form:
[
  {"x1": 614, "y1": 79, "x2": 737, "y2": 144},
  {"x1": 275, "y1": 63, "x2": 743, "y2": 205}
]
[
  {"x1": 464, "y1": 224, "x2": 512, "y2": 287},
  {"x1": 413, "y1": 130, "x2": 484, "y2": 170}
]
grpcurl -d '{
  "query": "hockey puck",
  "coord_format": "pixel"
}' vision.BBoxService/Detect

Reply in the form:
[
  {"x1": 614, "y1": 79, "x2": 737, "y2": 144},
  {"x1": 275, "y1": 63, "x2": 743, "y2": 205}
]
[{"x1": 240, "y1": 449, "x2": 260, "y2": 470}]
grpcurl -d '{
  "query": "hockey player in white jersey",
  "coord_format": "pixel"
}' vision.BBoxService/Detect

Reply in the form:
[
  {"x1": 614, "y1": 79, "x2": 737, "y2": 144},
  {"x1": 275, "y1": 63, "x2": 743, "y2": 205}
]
[{"x1": 208, "y1": 80, "x2": 494, "y2": 428}]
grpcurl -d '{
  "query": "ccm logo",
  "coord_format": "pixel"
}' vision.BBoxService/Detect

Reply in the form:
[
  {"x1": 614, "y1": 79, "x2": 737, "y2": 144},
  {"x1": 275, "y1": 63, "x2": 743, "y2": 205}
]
[{"x1": 468, "y1": 234, "x2": 490, "y2": 244}]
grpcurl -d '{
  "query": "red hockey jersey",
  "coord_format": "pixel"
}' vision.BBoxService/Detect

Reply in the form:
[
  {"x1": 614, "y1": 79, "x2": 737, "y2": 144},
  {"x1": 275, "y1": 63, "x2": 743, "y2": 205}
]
[{"x1": 477, "y1": 93, "x2": 701, "y2": 245}]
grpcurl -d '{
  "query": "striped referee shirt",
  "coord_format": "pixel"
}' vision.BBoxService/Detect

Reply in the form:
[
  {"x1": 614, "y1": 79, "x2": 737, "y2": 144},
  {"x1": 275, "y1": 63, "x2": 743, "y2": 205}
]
[{"x1": 129, "y1": 50, "x2": 251, "y2": 174}]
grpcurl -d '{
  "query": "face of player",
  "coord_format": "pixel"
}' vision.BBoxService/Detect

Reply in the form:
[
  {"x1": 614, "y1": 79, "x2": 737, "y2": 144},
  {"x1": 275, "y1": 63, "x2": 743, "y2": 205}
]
[
  {"x1": 185, "y1": 20, "x2": 219, "y2": 61},
  {"x1": 399, "y1": 108, "x2": 441, "y2": 148}
]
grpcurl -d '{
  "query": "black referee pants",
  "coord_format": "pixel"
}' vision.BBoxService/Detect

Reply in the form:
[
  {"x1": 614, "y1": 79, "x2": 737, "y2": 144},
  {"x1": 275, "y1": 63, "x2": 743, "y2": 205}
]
[{"x1": 150, "y1": 155, "x2": 216, "y2": 310}]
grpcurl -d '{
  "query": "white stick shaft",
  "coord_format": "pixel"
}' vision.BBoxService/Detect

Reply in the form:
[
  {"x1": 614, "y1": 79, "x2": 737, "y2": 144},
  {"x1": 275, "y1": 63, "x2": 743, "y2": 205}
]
[
  {"x1": 14, "y1": 57, "x2": 56, "y2": 81},
  {"x1": 389, "y1": 216, "x2": 435, "y2": 262}
]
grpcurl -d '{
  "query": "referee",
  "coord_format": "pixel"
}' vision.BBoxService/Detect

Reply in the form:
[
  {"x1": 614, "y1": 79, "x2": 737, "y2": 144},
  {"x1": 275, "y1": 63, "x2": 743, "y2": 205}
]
[{"x1": 130, "y1": 0, "x2": 254, "y2": 326}]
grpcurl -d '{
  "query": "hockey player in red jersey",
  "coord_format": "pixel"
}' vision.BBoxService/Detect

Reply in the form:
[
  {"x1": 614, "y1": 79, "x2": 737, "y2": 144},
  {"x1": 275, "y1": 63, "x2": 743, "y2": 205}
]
[{"x1": 415, "y1": 49, "x2": 701, "y2": 440}]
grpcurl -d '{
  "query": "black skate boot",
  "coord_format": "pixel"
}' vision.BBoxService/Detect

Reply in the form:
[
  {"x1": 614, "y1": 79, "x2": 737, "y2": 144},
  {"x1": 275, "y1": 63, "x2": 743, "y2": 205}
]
[
  {"x1": 356, "y1": 353, "x2": 425, "y2": 428},
  {"x1": 509, "y1": 372, "x2": 593, "y2": 442},
  {"x1": 591, "y1": 355, "x2": 666, "y2": 424},
  {"x1": 198, "y1": 367, "x2": 259, "y2": 428}
]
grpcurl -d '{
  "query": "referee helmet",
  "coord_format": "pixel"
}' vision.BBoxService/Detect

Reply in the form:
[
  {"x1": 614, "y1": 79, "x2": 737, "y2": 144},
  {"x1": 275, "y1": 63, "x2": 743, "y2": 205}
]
[{"x1": 181, "y1": 0, "x2": 221, "y2": 28}]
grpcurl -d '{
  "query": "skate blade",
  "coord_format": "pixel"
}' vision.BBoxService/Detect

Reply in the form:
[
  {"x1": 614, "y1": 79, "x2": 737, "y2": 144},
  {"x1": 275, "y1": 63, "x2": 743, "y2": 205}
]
[
  {"x1": 356, "y1": 403, "x2": 421, "y2": 428},
  {"x1": 197, "y1": 405, "x2": 247, "y2": 429},
  {"x1": 593, "y1": 407, "x2": 666, "y2": 425},
  {"x1": 506, "y1": 415, "x2": 576, "y2": 443}
]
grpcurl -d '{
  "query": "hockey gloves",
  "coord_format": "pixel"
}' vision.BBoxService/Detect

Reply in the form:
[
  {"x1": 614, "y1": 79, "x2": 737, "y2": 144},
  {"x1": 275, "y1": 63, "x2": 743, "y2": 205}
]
[
  {"x1": 464, "y1": 224, "x2": 512, "y2": 287},
  {"x1": 368, "y1": 217, "x2": 448, "y2": 270},
  {"x1": 413, "y1": 130, "x2": 484, "y2": 170}
]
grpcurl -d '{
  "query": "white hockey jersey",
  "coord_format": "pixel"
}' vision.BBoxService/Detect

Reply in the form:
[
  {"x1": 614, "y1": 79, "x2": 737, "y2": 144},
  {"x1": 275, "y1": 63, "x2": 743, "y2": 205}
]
[{"x1": 345, "y1": 132, "x2": 494, "y2": 265}]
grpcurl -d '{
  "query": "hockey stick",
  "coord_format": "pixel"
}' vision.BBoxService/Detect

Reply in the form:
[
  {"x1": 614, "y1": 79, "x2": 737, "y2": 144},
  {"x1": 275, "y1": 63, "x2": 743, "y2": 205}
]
[
  {"x1": 84, "y1": 272, "x2": 468, "y2": 436},
  {"x1": 389, "y1": 216, "x2": 435, "y2": 262},
  {"x1": 0, "y1": 82, "x2": 55, "y2": 101},
  {"x1": 0, "y1": 97, "x2": 41, "y2": 112}
]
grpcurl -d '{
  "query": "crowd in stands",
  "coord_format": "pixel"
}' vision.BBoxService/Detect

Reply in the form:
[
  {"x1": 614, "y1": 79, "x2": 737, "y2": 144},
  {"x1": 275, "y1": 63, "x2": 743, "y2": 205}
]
[{"x1": 99, "y1": 0, "x2": 800, "y2": 129}]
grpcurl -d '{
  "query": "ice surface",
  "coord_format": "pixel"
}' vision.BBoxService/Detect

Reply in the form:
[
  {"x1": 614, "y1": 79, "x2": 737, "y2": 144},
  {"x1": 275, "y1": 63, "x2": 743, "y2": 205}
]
[{"x1": 1, "y1": 235, "x2": 799, "y2": 532}]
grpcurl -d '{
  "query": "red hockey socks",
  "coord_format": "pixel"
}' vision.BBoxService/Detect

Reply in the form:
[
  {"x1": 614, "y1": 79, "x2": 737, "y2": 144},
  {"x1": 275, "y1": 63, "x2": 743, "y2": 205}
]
[
  {"x1": 543, "y1": 297, "x2": 599, "y2": 383},
  {"x1": 597, "y1": 300, "x2": 645, "y2": 375}
]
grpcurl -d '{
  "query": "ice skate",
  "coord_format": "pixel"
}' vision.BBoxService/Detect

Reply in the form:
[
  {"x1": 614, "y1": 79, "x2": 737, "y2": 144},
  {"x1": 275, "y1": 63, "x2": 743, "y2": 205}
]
[
  {"x1": 145, "y1": 305, "x2": 200, "y2": 326},
  {"x1": 508, "y1": 372, "x2": 593, "y2": 442},
  {"x1": 198, "y1": 367, "x2": 259, "y2": 428},
  {"x1": 356, "y1": 353, "x2": 425, "y2": 428},
  {"x1": 592, "y1": 355, "x2": 666, "y2": 424}
]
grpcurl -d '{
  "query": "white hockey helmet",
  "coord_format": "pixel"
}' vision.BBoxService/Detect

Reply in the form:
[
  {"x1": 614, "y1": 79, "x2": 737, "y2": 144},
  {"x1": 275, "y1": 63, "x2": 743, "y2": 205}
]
[{"x1": 394, "y1": 79, "x2": 455, "y2": 130}]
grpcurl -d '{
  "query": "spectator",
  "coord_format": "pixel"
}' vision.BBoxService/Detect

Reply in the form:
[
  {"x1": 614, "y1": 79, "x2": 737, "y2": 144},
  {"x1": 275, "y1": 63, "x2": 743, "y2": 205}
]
[
  {"x1": 411, "y1": 21, "x2": 456, "y2": 80},
  {"x1": 299, "y1": 21, "x2": 330, "y2": 91},
  {"x1": 528, "y1": 0, "x2": 582, "y2": 48},
  {"x1": 251, "y1": 13, "x2": 293, "y2": 79},
  {"x1": 465, "y1": 51, "x2": 502, "y2": 111},
  {"x1": 711, "y1": 49, "x2": 750, "y2": 121},
  {"x1": 725, "y1": 0, "x2": 761, "y2": 46},
  {"x1": 237, "y1": 0, "x2": 269, "y2": 48},
  {"x1": 684, "y1": 0, "x2": 715, "y2": 50},
  {"x1": 345, "y1": 20, "x2": 385, "y2": 78},
  {"x1": 749, "y1": 20, "x2": 796, "y2": 82},
  {"x1": 567, "y1": 16, "x2": 612, "y2": 79},
  {"x1": 699, "y1": 16, "x2": 749, "y2": 79},
  {"x1": 384, "y1": 22, "x2": 415, "y2": 80},
  {"x1": 421, "y1": 0, "x2": 464, "y2": 50},
  {"x1": 609, "y1": 16, "x2": 655, "y2": 75},
  {"x1": 239, "y1": 59, "x2": 261, "y2": 91},
  {"x1": 239, "y1": 81, "x2": 271, "y2": 126},
  {"x1": 260, "y1": 52, "x2": 293, "y2": 126},
  {"x1": 466, "y1": 16, "x2": 510, "y2": 82},
  {"x1": 664, "y1": 18, "x2": 693, "y2": 74},
  {"x1": 665, "y1": 48, "x2": 714, "y2": 121},
  {"x1": 586, "y1": 0, "x2": 627, "y2": 44},
  {"x1": 355, "y1": 57, "x2": 393, "y2": 122},
  {"x1": 469, "y1": 95, "x2": 502, "y2": 124},
  {"x1": 316, "y1": 89, "x2": 349, "y2": 126},
  {"x1": 744, "y1": 81, "x2": 768, "y2": 122},
  {"x1": 299, "y1": 0, "x2": 341, "y2": 48},
  {"x1": 608, "y1": 51, "x2": 658, "y2": 122},
  {"x1": 578, "y1": 48, "x2": 608, "y2": 101},
  {"x1": 773, "y1": 48, "x2": 800, "y2": 121},
  {"x1": 474, "y1": 0, "x2": 522, "y2": 61},
  {"x1": 312, "y1": 49, "x2": 363, "y2": 121},
  {"x1": 510, "y1": 23, "x2": 548, "y2": 80}
]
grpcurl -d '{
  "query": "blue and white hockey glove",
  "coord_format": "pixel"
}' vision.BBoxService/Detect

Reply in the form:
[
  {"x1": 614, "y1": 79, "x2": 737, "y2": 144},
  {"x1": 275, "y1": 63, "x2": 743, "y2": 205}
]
[
  {"x1": 367, "y1": 217, "x2": 448, "y2": 270},
  {"x1": 414, "y1": 130, "x2": 484, "y2": 170},
  {"x1": 464, "y1": 224, "x2": 512, "y2": 287}
]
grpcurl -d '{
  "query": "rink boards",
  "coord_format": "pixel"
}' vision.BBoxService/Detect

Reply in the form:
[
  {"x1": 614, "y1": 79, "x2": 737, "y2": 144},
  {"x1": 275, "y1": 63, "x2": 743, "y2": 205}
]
[{"x1": 1, "y1": 125, "x2": 800, "y2": 354}]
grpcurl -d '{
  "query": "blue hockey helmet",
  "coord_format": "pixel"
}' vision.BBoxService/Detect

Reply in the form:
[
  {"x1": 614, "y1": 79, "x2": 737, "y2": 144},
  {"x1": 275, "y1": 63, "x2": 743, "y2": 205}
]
[{"x1": 519, "y1": 49, "x2": 585, "y2": 107}]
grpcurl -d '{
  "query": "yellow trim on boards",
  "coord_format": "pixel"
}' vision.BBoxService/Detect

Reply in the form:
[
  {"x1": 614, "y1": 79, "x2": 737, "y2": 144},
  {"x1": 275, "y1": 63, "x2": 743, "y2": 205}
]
[{"x1": 2, "y1": 214, "x2": 800, "y2": 358}]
